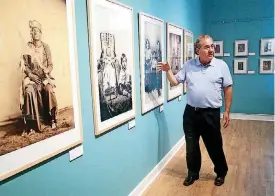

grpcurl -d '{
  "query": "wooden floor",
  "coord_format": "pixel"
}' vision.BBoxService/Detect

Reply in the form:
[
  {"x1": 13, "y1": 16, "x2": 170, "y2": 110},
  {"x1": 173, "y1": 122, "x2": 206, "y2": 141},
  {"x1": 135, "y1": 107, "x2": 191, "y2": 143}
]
[{"x1": 143, "y1": 119, "x2": 274, "y2": 196}]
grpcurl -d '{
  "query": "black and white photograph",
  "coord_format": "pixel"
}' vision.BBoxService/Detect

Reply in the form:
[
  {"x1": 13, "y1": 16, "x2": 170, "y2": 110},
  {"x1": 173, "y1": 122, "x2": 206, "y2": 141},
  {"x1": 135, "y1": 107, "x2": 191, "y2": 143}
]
[
  {"x1": 139, "y1": 12, "x2": 164, "y2": 114},
  {"x1": 235, "y1": 40, "x2": 248, "y2": 56},
  {"x1": 260, "y1": 38, "x2": 275, "y2": 55},
  {"x1": 169, "y1": 33, "x2": 181, "y2": 76},
  {"x1": 214, "y1": 40, "x2": 223, "y2": 56},
  {"x1": 238, "y1": 44, "x2": 245, "y2": 52},
  {"x1": 215, "y1": 44, "x2": 220, "y2": 53},
  {"x1": 0, "y1": 0, "x2": 83, "y2": 181},
  {"x1": 166, "y1": 23, "x2": 183, "y2": 101},
  {"x1": 238, "y1": 62, "x2": 244, "y2": 70},
  {"x1": 183, "y1": 29, "x2": 194, "y2": 93},
  {"x1": 234, "y1": 58, "x2": 248, "y2": 74},
  {"x1": 97, "y1": 32, "x2": 132, "y2": 121},
  {"x1": 184, "y1": 30, "x2": 194, "y2": 63},
  {"x1": 87, "y1": 0, "x2": 136, "y2": 135},
  {"x1": 144, "y1": 22, "x2": 163, "y2": 103},
  {"x1": 184, "y1": 30, "x2": 195, "y2": 62},
  {"x1": 259, "y1": 58, "x2": 274, "y2": 74}
]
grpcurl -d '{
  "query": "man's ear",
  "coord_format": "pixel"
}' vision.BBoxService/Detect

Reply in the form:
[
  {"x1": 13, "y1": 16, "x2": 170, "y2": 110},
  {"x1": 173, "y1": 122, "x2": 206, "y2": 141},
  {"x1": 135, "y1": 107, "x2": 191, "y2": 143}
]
[{"x1": 195, "y1": 48, "x2": 199, "y2": 55}]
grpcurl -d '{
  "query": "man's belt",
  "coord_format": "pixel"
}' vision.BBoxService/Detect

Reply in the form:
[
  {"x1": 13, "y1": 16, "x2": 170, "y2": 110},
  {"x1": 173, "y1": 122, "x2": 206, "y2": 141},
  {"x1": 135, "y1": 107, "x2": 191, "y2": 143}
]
[{"x1": 186, "y1": 104, "x2": 220, "y2": 111}]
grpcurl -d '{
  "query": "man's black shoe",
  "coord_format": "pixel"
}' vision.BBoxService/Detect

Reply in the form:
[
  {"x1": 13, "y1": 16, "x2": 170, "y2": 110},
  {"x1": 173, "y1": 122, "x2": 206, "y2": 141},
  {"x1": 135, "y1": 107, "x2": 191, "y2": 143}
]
[
  {"x1": 214, "y1": 176, "x2": 225, "y2": 186},
  {"x1": 183, "y1": 175, "x2": 199, "y2": 186}
]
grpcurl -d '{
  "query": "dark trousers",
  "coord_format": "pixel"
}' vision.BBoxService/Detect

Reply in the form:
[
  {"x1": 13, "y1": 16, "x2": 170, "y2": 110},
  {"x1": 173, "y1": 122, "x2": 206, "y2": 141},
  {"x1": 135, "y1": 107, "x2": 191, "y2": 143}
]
[{"x1": 183, "y1": 104, "x2": 228, "y2": 177}]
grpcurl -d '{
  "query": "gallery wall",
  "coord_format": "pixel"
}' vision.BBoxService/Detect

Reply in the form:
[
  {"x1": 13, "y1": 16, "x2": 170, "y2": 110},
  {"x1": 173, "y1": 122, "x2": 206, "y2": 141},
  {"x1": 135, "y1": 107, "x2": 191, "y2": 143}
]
[
  {"x1": 0, "y1": 0, "x2": 205, "y2": 196},
  {"x1": 205, "y1": 0, "x2": 274, "y2": 115},
  {"x1": 0, "y1": 0, "x2": 74, "y2": 123}
]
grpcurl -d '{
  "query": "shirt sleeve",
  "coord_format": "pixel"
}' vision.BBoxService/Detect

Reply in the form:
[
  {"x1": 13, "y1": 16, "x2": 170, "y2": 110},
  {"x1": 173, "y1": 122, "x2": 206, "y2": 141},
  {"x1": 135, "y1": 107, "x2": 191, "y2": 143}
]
[
  {"x1": 222, "y1": 62, "x2": 233, "y2": 87},
  {"x1": 175, "y1": 64, "x2": 187, "y2": 83}
]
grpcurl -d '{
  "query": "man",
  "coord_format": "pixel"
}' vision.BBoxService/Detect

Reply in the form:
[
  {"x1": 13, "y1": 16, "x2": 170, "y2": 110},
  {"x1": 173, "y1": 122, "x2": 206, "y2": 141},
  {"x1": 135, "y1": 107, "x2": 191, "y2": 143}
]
[
  {"x1": 19, "y1": 20, "x2": 58, "y2": 134},
  {"x1": 157, "y1": 35, "x2": 233, "y2": 186}
]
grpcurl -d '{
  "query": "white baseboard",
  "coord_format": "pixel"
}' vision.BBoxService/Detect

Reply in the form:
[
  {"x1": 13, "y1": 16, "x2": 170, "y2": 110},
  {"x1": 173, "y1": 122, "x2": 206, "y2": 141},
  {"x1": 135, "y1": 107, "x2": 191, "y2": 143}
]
[
  {"x1": 128, "y1": 136, "x2": 185, "y2": 196},
  {"x1": 220, "y1": 113, "x2": 274, "y2": 122}
]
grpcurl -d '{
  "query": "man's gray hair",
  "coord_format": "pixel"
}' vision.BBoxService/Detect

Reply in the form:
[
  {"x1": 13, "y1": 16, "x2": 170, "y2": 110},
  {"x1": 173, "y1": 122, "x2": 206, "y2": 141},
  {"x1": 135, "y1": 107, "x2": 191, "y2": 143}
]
[{"x1": 194, "y1": 34, "x2": 213, "y2": 55}]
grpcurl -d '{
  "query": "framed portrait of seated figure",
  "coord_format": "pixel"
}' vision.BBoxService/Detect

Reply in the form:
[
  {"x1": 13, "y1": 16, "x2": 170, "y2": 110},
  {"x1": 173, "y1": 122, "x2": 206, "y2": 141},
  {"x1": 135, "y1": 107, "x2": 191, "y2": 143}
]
[
  {"x1": 0, "y1": 0, "x2": 83, "y2": 181},
  {"x1": 87, "y1": 0, "x2": 136, "y2": 135}
]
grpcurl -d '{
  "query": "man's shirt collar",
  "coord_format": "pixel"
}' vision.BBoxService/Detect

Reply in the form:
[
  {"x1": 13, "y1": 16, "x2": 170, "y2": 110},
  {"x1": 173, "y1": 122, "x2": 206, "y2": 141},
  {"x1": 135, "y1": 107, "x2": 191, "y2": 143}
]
[{"x1": 195, "y1": 57, "x2": 216, "y2": 67}]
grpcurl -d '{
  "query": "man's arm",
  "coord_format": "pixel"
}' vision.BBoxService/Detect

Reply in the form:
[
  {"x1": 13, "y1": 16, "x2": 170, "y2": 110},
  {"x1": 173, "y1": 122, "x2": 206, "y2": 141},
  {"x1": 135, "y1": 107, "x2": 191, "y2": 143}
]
[
  {"x1": 223, "y1": 85, "x2": 232, "y2": 113},
  {"x1": 157, "y1": 62, "x2": 185, "y2": 86},
  {"x1": 222, "y1": 61, "x2": 233, "y2": 128},
  {"x1": 167, "y1": 69, "x2": 179, "y2": 86}
]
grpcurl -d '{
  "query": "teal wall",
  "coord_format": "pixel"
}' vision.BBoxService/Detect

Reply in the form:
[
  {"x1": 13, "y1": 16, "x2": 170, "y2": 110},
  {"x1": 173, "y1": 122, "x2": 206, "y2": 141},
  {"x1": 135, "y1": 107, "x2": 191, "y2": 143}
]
[
  {"x1": 0, "y1": 0, "x2": 205, "y2": 195},
  {"x1": 205, "y1": 0, "x2": 274, "y2": 115}
]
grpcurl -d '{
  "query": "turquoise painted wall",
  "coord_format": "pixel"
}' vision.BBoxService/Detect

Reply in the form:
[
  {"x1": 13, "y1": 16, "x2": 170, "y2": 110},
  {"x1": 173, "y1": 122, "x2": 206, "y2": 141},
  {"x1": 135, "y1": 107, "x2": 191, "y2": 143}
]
[
  {"x1": 205, "y1": 0, "x2": 274, "y2": 115},
  {"x1": 0, "y1": 0, "x2": 205, "y2": 195}
]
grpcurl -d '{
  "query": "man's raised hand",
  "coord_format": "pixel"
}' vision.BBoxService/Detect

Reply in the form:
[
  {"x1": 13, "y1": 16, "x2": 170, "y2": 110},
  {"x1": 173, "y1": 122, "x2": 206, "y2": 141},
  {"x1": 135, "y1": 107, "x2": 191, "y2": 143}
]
[{"x1": 157, "y1": 62, "x2": 170, "y2": 72}]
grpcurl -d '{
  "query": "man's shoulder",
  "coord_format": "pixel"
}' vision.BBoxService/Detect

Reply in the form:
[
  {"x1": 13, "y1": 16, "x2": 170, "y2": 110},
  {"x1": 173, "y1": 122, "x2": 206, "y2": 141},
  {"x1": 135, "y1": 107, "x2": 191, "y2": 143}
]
[
  {"x1": 213, "y1": 57, "x2": 227, "y2": 65},
  {"x1": 212, "y1": 57, "x2": 229, "y2": 69},
  {"x1": 183, "y1": 58, "x2": 197, "y2": 68}
]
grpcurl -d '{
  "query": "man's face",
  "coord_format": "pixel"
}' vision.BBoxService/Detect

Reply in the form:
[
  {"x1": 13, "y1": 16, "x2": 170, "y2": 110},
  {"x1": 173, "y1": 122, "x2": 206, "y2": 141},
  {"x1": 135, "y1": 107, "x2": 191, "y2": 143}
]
[
  {"x1": 31, "y1": 28, "x2": 41, "y2": 41},
  {"x1": 197, "y1": 38, "x2": 214, "y2": 62}
]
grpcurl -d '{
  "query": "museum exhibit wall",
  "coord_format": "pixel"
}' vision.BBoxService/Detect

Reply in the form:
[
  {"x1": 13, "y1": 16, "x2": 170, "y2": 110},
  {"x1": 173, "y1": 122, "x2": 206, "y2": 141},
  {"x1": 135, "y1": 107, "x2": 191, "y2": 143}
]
[
  {"x1": 0, "y1": 0, "x2": 205, "y2": 196},
  {"x1": 205, "y1": 0, "x2": 274, "y2": 115}
]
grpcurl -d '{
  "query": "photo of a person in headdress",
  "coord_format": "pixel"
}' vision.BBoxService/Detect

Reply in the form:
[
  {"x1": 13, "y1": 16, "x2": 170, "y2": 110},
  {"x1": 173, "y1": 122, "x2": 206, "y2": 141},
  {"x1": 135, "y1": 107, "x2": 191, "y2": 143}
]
[
  {"x1": 0, "y1": 0, "x2": 76, "y2": 157},
  {"x1": 19, "y1": 20, "x2": 58, "y2": 134}
]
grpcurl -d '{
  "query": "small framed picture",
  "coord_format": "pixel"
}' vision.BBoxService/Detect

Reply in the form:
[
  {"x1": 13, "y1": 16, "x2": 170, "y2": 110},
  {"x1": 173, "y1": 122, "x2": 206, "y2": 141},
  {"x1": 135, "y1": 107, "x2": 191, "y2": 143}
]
[
  {"x1": 214, "y1": 40, "x2": 223, "y2": 56},
  {"x1": 235, "y1": 40, "x2": 248, "y2": 56},
  {"x1": 259, "y1": 58, "x2": 274, "y2": 74},
  {"x1": 234, "y1": 58, "x2": 248, "y2": 74},
  {"x1": 260, "y1": 38, "x2": 275, "y2": 55}
]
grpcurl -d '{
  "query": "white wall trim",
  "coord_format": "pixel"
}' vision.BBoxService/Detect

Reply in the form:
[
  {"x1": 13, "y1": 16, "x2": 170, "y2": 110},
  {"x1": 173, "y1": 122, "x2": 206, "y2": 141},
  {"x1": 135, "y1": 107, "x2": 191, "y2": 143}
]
[
  {"x1": 128, "y1": 136, "x2": 185, "y2": 196},
  {"x1": 220, "y1": 113, "x2": 274, "y2": 122}
]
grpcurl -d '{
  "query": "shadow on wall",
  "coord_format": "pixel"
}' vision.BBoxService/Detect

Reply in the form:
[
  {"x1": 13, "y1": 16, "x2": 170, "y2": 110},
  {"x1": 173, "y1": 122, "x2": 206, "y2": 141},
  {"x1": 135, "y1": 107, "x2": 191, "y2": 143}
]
[
  {"x1": 154, "y1": 109, "x2": 170, "y2": 162},
  {"x1": 147, "y1": 92, "x2": 170, "y2": 162}
]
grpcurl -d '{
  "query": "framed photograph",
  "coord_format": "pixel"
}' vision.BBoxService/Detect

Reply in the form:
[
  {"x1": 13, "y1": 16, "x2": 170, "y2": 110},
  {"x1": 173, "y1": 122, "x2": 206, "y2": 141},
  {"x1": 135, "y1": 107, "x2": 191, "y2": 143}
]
[
  {"x1": 138, "y1": 12, "x2": 165, "y2": 114},
  {"x1": 184, "y1": 29, "x2": 194, "y2": 63},
  {"x1": 166, "y1": 23, "x2": 183, "y2": 101},
  {"x1": 260, "y1": 38, "x2": 275, "y2": 55},
  {"x1": 259, "y1": 58, "x2": 274, "y2": 74},
  {"x1": 183, "y1": 29, "x2": 194, "y2": 93},
  {"x1": 234, "y1": 58, "x2": 248, "y2": 74},
  {"x1": 214, "y1": 40, "x2": 223, "y2": 56},
  {"x1": 235, "y1": 40, "x2": 248, "y2": 56},
  {"x1": 87, "y1": 0, "x2": 136, "y2": 135},
  {"x1": 0, "y1": 0, "x2": 83, "y2": 181}
]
